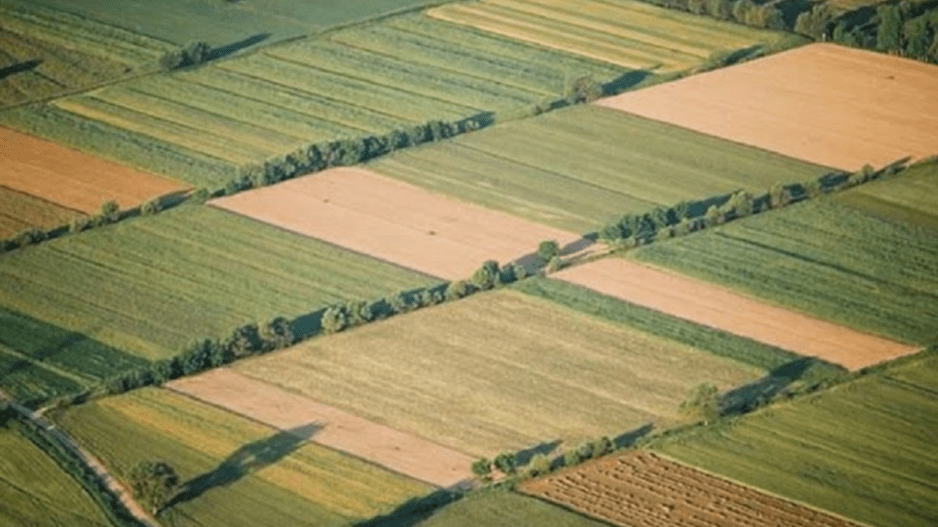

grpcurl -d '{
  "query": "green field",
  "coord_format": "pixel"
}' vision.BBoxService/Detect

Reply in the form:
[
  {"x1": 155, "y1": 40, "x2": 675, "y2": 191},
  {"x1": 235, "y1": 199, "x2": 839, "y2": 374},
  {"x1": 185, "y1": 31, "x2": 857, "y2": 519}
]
[
  {"x1": 412, "y1": 490, "x2": 607, "y2": 527},
  {"x1": 834, "y1": 160, "x2": 938, "y2": 232},
  {"x1": 236, "y1": 289, "x2": 762, "y2": 457},
  {"x1": 0, "y1": 423, "x2": 110, "y2": 527},
  {"x1": 650, "y1": 352, "x2": 938, "y2": 527},
  {"x1": 428, "y1": 0, "x2": 792, "y2": 71},
  {"x1": 630, "y1": 178, "x2": 938, "y2": 344},
  {"x1": 369, "y1": 105, "x2": 832, "y2": 232},
  {"x1": 0, "y1": 206, "x2": 433, "y2": 364},
  {"x1": 0, "y1": 13, "x2": 625, "y2": 187},
  {"x1": 2, "y1": 0, "x2": 453, "y2": 49},
  {"x1": 57, "y1": 388, "x2": 430, "y2": 527}
]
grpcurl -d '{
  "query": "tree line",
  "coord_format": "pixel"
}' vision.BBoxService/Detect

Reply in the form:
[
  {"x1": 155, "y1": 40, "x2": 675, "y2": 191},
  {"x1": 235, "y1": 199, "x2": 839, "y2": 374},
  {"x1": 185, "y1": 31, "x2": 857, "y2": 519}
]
[{"x1": 637, "y1": 0, "x2": 938, "y2": 64}]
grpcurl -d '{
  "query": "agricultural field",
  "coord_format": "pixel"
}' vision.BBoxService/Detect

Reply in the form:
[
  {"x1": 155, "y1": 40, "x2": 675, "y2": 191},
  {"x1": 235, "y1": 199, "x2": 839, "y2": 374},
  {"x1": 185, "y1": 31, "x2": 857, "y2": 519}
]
[
  {"x1": 0, "y1": 186, "x2": 85, "y2": 239},
  {"x1": 554, "y1": 257, "x2": 917, "y2": 370},
  {"x1": 522, "y1": 450, "x2": 864, "y2": 527},
  {"x1": 599, "y1": 43, "x2": 938, "y2": 170},
  {"x1": 0, "y1": 206, "x2": 433, "y2": 363},
  {"x1": 167, "y1": 369, "x2": 475, "y2": 488},
  {"x1": 0, "y1": 126, "x2": 186, "y2": 215},
  {"x1": 416, "y1": 490, "x2": 608, "y2": 527},
  {"x1": 427, "y1": 0, "x2": 791, "y2": 71},
  {"x1": 650, "y1": 352, "x2": 938, "y2": 527},
  {"x1": 235, "y1": 289, "x2": 762, "y2": 457},
  {"x1": 211, "y1": 167, "x2": 589, "y2": 280},
  {"x1": 56, "y1": 387, "x2": 431, "y2": 527},
  {"x1": 0, "y1": 12, "x2": 625, "y2": 187},
  {"x1": 630, "y1": 181, "x2": 938, "y2": 346},
  {"x1": 368, "y1": 105, "x2": 833, "y2": 232},
  {"x1": 0, "y1": 423, "x2": 111, "y2": 527},
  {"x1": 833, "y1": 159, "x2": 938, "y2": 232}
]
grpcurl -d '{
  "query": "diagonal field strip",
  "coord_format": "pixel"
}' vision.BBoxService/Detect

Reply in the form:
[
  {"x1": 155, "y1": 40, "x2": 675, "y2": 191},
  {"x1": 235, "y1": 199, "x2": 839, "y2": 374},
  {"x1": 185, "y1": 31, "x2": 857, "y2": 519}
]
[
  {"x1": 555, "y1": 258, "x2": 918, "y2": 370},
  {"x1": 210, "y1": 167, "x2": 596, "y2": 280},
  {"x1": 166, "y1": 368, "x2": 475, "y2": 488}
]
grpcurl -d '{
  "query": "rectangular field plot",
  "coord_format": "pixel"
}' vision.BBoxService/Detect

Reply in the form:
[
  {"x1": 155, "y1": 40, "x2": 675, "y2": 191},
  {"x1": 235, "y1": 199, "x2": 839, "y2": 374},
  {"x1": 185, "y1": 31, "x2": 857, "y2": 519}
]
[
  {"x1": 651, "y1": 353, "x2": 938, "y2": 527},
  {"x1": 631, "y1": 194, "x2": 938, "y2": 347},
  {"x1": 0, "y1": 425, "x2": 111, "y2": 527},
  {"x1": 211, "y1": 167, "x2": 588, "y2": 280},
  {"x1": 0, "y1": 126, "x2": 187, "y2": 214},
  {"x1": 57, "y1": 388, "x2": 431, "y2": 527},
  {"x1": 3, "y1": 12, "x2": 625, "y2": 187},
  {"x1": 0, "y1": 206, "x2": 433, "y2": 361},
  {"x1": 428, "y1": 0, "x2": 789, "y2": 71},
  {"x1": 235, "y1": 290, "x2": 762, "y2": 457},
  {"x1": 555, "y1": 258, "x2": 917, "y2": 370},
  {"x1": 418, "y1": 491, "x2": 608, "y2": 527},
  {"x1": 599, "y1": 43, "x2": 938, "y2": 170},
  {"x1": 369, "y1": 105, "x2": 832, "y2": 232},
  {"x1": 167, "y1": 369, "x2": 475, "y2": 488},
  {"x1": 0, "y1": 185, "x2": 86, "y2": 239},
  {"x1": 522, "y1": 451, "x2": 864, "y2": 527},
  {"x1": 833, "y1": 160, "x2": 938, "y2": 232}
]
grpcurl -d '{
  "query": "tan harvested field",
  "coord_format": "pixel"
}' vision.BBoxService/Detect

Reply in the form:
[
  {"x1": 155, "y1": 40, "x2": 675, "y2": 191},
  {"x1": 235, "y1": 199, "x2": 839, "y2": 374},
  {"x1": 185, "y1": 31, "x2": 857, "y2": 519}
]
[
  {"x1": 597, "y1": 43, "x2": 938, "y2": 170},
  {"x1": 211, "y1": 167, "x2": 591, "y2": 279},
  {"x1": 0, "y1": 126, "x2": 186, "y2": 213},
  {"x1": 167, "y1": 369, "x2": 474, "y2": 488},
  {"x1": 0, "y1": 185, "x2": 86, "y2": 237},
  {"x1": 555, "y1": 258, "x2": 918, "y2": 370},
  {"x1": 235, "y1": 290, "x2": 761, "y2": 457},
  {"x1": 522, "y1": 451, "x2": 864, "y2": 527}
]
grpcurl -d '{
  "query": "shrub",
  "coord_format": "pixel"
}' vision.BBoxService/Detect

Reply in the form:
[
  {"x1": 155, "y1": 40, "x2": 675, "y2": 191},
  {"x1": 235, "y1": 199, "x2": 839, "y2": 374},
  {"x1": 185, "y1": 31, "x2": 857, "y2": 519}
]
[{"x1": 537, "y1": 240, "x2": 560, "y2": 262}]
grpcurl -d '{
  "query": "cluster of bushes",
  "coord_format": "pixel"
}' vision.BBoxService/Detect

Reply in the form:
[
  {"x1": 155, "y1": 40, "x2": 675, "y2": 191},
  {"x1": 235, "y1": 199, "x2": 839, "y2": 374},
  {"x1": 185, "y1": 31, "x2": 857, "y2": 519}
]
[
  {"x1": 2, "y1": 405, "x2": 147, "y2": 527},
  {"x1": 158, "y1": 41, "x2": 211, "y2": 71},
  {"x1": 597, "y1": 160, "x2": 906, "y2": 248},
  {"x1": 471, "y1": 435, "x2": 619, "y2": 485},
  {"x1": 637, "y1": 0, "x2": 938, "y2": 64}
]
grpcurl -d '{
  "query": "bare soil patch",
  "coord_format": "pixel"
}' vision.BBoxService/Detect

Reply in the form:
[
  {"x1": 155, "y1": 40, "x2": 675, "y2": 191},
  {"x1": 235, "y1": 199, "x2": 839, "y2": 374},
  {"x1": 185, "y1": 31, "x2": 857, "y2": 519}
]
[
  {"x1": 555, "y1": 258, "x2": 918, "y2": 370},
  {"x1": 166, "y1": 368, "x2": 474, "y2": 488},
  {"x1": 522, "y1": 450, "x2": 865, "y2": 527},
  {"x1": 0, "y1": 126, "x2": 186, "y2": 213},
  {"x1": 211, "y1": 167, "x2": 590, "y2": 279},
  {"x1": 598, "y1": 43, "x2": 938, "y2": 171}
]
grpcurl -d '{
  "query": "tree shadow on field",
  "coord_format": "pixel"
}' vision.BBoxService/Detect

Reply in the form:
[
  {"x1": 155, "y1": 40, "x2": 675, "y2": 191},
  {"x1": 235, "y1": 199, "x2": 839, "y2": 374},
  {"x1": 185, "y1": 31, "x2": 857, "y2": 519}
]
[
  {"x1": 613, "y1": 423, "x2": 654, "y2": 449},
  {"x1": 515, "y1": 439, "x2": 562, "y2": 466},
  {"x1": 165, "y1": 423, "x2": 321, "y2": 509},
  {"x1": 206, "y1": 33, "x2": 271, "y2": 61},
  {"x1": 601, "y1": 70, "x2": 652, "y2": 96},
  {"x1": 353, "y1": 487, "x2": 462, "y2": 527},
  {"x1": 774, "y1": 0, "x2": 814, "y2": 27},
  {"x1": 720, "y1": 357, "x2": 821, "y2": 415},
  {"x1": 0, "y1": 60, "x2": 41, "y2": 81}
]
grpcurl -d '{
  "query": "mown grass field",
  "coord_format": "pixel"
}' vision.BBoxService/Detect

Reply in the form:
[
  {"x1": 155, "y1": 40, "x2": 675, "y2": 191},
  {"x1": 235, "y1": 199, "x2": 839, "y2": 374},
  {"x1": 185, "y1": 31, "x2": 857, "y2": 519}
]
[
  {"x1": 0, "y1": 423, "x2": 110, "y2": 527},
  {"x1": 236, "y1": 290, "x2": 762, "y2": 457},
  {"x1": 650, "y1": 352, "x2": 938, "y2": 527},
  {"x1": 1, "y1": 13, "x2": 624, "y2": 187},
  {"x1": 56, "y1": 388, "x2": 430, "y2": 527},
  {"x1": 370, "y1": 105, "x2": 832, "y2": 232},
  {"x1": 630, "y1": 178, "x2": 938, "y2": 345},
  {"x1": 834, "y1": 160, "x2": 938, "y2": 232},
  {"x1": 0, "y1": 186, "x2": 85, "y2": 239},
  {"x1": 428, "y1": 0, "x2": 791, "y2": 71},
  {"x1": 414, "y1": 490, "x2": 608, "y2": 527},
  {"x1": 0, "y1": 206, "x2": 433, "y2": 362}
]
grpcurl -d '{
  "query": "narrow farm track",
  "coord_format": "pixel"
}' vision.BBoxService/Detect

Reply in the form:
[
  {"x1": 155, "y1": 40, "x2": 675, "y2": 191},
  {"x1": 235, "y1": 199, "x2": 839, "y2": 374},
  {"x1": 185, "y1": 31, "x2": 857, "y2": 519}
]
[{"x1": 0, "y1": 390, "x2": 160, "y2": 527}]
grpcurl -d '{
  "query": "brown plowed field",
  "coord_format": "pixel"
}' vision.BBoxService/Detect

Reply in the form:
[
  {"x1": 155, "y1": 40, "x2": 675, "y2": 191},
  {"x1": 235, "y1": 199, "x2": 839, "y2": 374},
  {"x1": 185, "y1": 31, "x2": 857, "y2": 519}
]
[
  {"x1": 522, "y1": 451, "x2": 865, "y2": 527},
  {"x1": 166, "y1": 368, "x2": 474, "y2": 488},
  {"x1": 0, "y1": 185, "x2": 86, "y2": 238},
  {"x1": 210, "y1": 167, "x2": 591, "y2": 279},
  {"x1": 555, "y1": 258, "x2": 918, "y2": 370},
  {"x1": 0, "y1": 126, "x2": 186, "y2": 213},
  {"x1": 597, "y1": 43, "x2": 938, "y2": 171}
]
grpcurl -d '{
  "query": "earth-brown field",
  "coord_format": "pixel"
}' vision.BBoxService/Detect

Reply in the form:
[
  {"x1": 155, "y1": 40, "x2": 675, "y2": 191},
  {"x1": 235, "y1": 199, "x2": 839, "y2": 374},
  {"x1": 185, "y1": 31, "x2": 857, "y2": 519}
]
[
  {"x1": 211, "y1": 167, "x2": 590, "y2": 279},
  {"x1": 522, "y1": 450, "x2": 864, "y2": 527},
  {"x1": 167, "y1": 369, "x2": 474, "y2": 488},
  {"x1": 597, "y1": 43, "x2": 938, "y2": 170},
  {"x1": 555, "y1": 258, "x2": 918, "y2": 370},
  {"x1": 0, "y1": 126, "x2": 186, "y2": 213},
  {"x1": 0, "y1": 185, "x2": 86, "y2": 237}
]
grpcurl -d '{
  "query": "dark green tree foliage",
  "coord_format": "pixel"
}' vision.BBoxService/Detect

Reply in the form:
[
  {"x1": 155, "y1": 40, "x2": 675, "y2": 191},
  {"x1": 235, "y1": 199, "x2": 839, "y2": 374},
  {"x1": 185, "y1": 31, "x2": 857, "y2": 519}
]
[
  {"x1": 445, "y1": 280, "x2": 470, "y2": 301},
  {"x1": 159, "y1": 41, "x2": 211, "y2": 70},
  {"x1": 321, "y1": 305, "x2": 349, "y2": 335},
  {"x1": 260, "y1": 316, "x2": 294, "y2": 350},
  {"x1": 129, "y1": 461, "x2": 180, "y2": 514},
  {"x1": 471, "y1": 458, "x2": 492, "y2": 479},
  {"x1": 494, "y1": 452, "x2": 518, "y2": 475},
  {"x1": 905, "y1": 16, "x2": 931, "y2": 57},
  {"x1": 537, "y1": 240, "x2": 560, "y2": 262},
  {"x1": 877, "y1": 4, "x2": 904, "y2": 51},
  {"x1": 472, "y1": 260, "x2": 500, "y2": 290}
]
